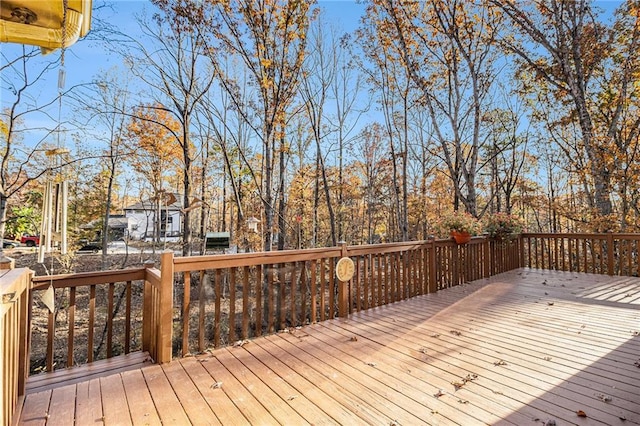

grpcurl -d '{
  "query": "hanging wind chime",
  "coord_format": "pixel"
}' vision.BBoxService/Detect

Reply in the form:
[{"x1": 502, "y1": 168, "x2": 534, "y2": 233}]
[{"x1": 38, "y1": 0, "x2": 70, "y2": 269}]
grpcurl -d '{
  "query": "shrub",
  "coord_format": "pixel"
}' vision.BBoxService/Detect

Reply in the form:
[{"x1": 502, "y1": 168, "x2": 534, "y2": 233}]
[{"x1": 483, "y1": 212, "x2": 523, "y2": 240}]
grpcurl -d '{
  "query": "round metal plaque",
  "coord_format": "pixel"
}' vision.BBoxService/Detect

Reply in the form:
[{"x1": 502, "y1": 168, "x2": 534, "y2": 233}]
[{"x1": 336, "y1": 257, "x2": 355, "y2": 282}]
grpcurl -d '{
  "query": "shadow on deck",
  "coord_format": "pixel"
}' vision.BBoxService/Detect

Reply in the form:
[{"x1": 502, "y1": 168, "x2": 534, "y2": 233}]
[{"x1": 18, "y1": 268, "x2": 640, "y2": 425}]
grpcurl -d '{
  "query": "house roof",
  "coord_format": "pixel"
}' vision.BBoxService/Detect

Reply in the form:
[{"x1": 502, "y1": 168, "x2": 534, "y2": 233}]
[
  {"x1": 124, "y1": 193, "x2": 183, "y2": 212},
  {"x1": 81, "y1": 215, "x2": 129, "y2": 230}
]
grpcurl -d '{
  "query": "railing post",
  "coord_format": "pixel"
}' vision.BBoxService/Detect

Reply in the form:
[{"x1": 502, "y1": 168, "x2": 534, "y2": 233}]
[
  {"x1": 158, "y1": 251, "x2": 174, "y2": 363},
  {"x1": 142, "y1": 261, "x2": 155, "y2": 354},
  {"x1": 337, "y1": 242, "x2": 350, "y2": 318},
  {"x1": 17, "y1": 271, "x2": 32, "y2": 398},
  {"x1": 428, "y1": 238, "x2": 437, "y2": 293},
  {"x1": 0, "y1": 254, "x2": 14, "y2": 270},
  {"x1": 607, "y1": 233, "x2": 615, "y2": 276},
  {"x1": 483, "y1": 237, "x2": 491, "y2": 278},
  {"x1": 518, "y1": 234, "x2": 525, "y2": 269}
]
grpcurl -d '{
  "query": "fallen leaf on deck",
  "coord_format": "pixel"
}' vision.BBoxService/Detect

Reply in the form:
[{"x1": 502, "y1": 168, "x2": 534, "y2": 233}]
[
  {"x1": 366, "y1": 361, "x2": 377, "y2": 367},
  {"x1": 450, "y1": 330, "x2": 462, "y2": 336},
  {"x1": 493, "y1": 359, "x2": 508, "y2": 366},
  {"x1": 464, "y1": 373, "x2": 478, "y2": 383},
  {"x1": 430, "y1": 333, "x2": 441, "y2": 338},
  {"x1": 457, "y1": 399, "x2": 469, "y2": 404},
  {"x1": 434, "y1": 389, "x2": 445, "y2": 398},
  {"x1": 547, "y1": 301, "x2": 554, "y2": 306},
  {"x1": 619, "y1": 415, "x2": 627, "y2": 421},
  {"x1": 576, "y1": 410, "x2": 587, "y2": 417},
  {"x1": 350, "y1": 336, "x2": 358, "y2": 342},
  {"x1": 233, "y1": 339, "x2": 250, "y2": 347},
  {"x1": 543, "y1": 356, "x2": 552, "y2": 361},
  {"x1": 287, "y1": 395, "x2": 298, "y2": 401},
  {"x1": 452, "y1": 381, "x2": 465, "y2": 390},
  {"x1": 211, "y1": 381, "x2": 223, "y2": 389}
]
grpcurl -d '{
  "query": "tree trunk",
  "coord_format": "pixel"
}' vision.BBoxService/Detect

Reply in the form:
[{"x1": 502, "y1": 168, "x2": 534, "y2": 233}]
[{"x1": 277, "y1": 132, "x2": 286, "y2": 251}]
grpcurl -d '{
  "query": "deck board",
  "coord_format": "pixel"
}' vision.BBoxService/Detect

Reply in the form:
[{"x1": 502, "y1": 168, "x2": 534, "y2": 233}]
[
  {"x1": 120, "y1": 369, "x2": 161, "y2": 426},
  {"x1": 45, "y1": 384, "x2": 76, "y2": 426},
  {"x1": 73, "y1": 379, "x2": 102, "y2": 425},
  {"x1": 142, "y1": 364, "x2": 192, "y2": 425},
  {"x1": 18, "y1": 269, "x2": 640, "y2": 425}
]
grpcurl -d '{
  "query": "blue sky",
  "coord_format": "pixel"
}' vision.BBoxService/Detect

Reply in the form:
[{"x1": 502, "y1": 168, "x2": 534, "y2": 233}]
[
  {"x1": 1, "y1": 0, "x2": 624, "y2": 153},
  {"x1": 1, "y1": 0, "x2": 367, "y2": 151}
]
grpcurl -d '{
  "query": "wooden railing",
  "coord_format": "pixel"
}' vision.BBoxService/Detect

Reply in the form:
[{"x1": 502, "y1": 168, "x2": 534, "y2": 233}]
[
  {"x1": 29, "y1": 263, "x2": 170, "y2": 373},
  {"x1": 171, "y1": 237, "x2": 521, "y2": 356},
  {"x1": 522, "y1": 233, "x2": 640, "y2": 276},
  {"x1": 1, "y1": 267, "x2": 32, "y2": 426}
]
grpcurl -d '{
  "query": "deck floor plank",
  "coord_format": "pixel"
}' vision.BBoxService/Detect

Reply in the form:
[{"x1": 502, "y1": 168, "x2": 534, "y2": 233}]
[
  {"x1": 120, "y1": 369, "x2": 162, "y2": 426},
  {"x1": 141, "y1": 364, "x2": 191, "y2": 425},
  {"x1": 231, "y1": 336, "x2": 355, "y2": 425},
  {"x1": 253, "y1": 335, "x2": 392, "y2": 424},
  {"x1": 177, "y1": 357, "x2": 248, "y2": 425},
  {"x1": 18, "y1": 269, "x2": 640, "y2": 425},
  {"x1": 160, "y1": 358, "x2": 221, "y2": 425},
  {"x1": 19, "y1": 390, "x2": 50, "y2": 425},
  {"x1": 266, "y1": 333, "x2": 432, "y2": 425},
  {"x1": 43, "y1": 384, "x2": 75, "y2": 426},
  {"x1": 240, "y1": 337, "x2": 367, "y2": 425},
  {"x1": 26, "y1": 352, "x2": 152, "y2": 395},
  {"x1": 195, "y1": 353, "x2": 280, "y2": 425},
  {"x1": 214, "y1": 348, "x2": 310, "y2": 424},
  {"x1": 99, "y1": 374, "x2": 132, "y2": 425},
  {"x1": 74, "y1": 378, "x2": 103, "y2": 425}
]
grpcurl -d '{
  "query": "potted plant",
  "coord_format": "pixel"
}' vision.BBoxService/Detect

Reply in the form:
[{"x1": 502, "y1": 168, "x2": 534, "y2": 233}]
[
  {"x1": 483, "y1": 212, "x2": 523, "y2": 241},
  {"x1": 439, "y1": 210, "x2": 481, "y2": 244}
]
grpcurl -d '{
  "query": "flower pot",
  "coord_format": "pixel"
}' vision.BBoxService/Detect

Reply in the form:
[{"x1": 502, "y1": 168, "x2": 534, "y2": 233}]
[{"x1": 451, "y1": 231, "x2": 471, "y2": 244}]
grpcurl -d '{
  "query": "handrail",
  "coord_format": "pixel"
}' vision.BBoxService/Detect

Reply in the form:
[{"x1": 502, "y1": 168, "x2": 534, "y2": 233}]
[
  {"x1": 521, "y1": 233, "x2": 640, "y2": 276},
  {"x1": 1, "y1": 267, "x2": 32, "y2": 426}
]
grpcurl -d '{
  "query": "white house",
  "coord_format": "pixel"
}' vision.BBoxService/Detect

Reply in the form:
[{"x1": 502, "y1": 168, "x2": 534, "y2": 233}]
[{"x1": 123, "y1": 193, "x2": 183, "y2": 241}]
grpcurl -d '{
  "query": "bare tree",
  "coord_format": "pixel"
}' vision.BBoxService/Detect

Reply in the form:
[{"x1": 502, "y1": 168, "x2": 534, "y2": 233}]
[{"x1": 109, "y1": 9, "x2": 215, "y2": 255}]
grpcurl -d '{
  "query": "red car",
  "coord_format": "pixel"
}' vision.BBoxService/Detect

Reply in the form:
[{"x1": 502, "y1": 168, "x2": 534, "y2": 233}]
[{"x1": 20, "y1": 234, "x2": 40, "y2": 247}]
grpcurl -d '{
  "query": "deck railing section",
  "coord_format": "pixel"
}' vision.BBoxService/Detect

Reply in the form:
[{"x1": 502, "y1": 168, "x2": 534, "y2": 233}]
[
  {"x1": 1, "y1": 267, "x2": 31, "y2": 426},
  {"x1": 522, "y1": 233, "x2": 640, "y2": 276},
  {"x1": 29, "y1": 264, "x2": 166, "y2": 373}
]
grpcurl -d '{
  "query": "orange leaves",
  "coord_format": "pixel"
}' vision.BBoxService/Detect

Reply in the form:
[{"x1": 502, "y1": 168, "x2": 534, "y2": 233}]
[{"x1": 126, "y1": 104, "x2": 184, "y2": 190}]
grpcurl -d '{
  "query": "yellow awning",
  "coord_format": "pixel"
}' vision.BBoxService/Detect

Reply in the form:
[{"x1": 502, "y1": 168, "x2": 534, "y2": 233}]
[{"x1": 0, "y1": 0, "x2": 92, "y2": 52}]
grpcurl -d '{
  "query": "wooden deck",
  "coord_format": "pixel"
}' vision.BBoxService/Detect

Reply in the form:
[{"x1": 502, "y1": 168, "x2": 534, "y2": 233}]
[{"x1": 18, "y1": 269, "x2": 640, "y2": 425}]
